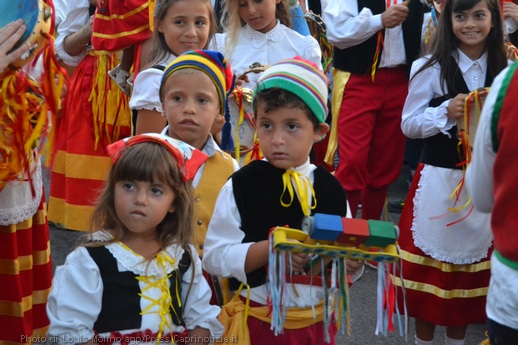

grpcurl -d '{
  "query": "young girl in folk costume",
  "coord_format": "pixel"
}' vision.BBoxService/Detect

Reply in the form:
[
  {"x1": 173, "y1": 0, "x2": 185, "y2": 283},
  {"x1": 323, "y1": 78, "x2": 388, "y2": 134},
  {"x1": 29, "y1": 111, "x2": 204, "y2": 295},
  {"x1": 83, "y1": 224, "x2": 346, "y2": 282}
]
[
  {"x1": 203, "y1": 58, "x2": 363, "y2": 345},
  {"x1": 47, "y1": 133, "x2": 224, "y2": 344},
  {"x1": 158, "y1": 50, "x2": 239, "y2": 304},
  {"x1": 210, "y1": 0, "x2": 321, "y2": 157},
  {"x1": 130, "y1": 0, "x2": 216, "y2": 135},
  {"x1": 48, "y1": 0, "x2": 132, "y2": 231},
  {"x1": 393, "y1": 0, "x2": 507, "y2": 343}
]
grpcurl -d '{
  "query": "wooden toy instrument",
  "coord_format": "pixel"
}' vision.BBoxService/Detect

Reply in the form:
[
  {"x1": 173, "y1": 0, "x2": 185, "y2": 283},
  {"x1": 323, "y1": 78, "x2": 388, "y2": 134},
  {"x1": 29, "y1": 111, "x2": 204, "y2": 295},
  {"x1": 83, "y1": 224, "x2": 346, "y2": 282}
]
[
  {"x1": 268, "y1": 213, "x2": 404, "y2": 340},
  {"x1": 272, "y1": 213, "x2": 400, "y2": 263}
]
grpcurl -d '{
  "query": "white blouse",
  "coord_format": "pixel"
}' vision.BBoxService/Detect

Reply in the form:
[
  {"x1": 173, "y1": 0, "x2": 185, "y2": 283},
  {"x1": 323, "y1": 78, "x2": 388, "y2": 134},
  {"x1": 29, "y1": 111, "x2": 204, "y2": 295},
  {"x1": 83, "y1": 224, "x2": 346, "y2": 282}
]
[
  {"x1": 129, "y1": 54, "x2": 177, "y2": 113},
  {"x1": 47, "y1": 232, "x2": 223, "y2": 345},
  {"x1": 210, "y1": 21, "x2": 322, "y2": 91}
]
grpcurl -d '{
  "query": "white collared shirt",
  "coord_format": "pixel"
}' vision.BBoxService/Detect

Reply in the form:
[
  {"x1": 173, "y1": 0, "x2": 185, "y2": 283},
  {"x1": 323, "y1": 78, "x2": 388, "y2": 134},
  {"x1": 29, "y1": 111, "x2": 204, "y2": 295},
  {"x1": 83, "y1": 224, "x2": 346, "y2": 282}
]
[
  {"x1": 401, "y1": 49, "x2": 488, "y2": 139},
  {"x1": 160, "y1": 126, "x2": 239, "y2": 188},
  {"x1": 322, "y1": 0, "x2": 408, "y2": 68}
]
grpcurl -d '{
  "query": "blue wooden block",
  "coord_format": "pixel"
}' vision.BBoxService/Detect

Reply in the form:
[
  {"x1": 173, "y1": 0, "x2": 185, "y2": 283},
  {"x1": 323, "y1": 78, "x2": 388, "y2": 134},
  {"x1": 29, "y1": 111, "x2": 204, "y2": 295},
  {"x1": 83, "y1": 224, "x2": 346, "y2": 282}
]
[{"x1": 309, "y1": 213, "x2": 343, "y2": 241}]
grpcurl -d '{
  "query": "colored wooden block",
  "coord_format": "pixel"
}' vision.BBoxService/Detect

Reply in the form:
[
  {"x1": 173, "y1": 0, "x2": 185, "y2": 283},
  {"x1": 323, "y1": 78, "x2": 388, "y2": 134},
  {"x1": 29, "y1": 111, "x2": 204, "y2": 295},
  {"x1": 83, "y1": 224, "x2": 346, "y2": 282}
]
[
  {"x1": 309, "y1": 213, "x2": 343, "y2": 241},
  {"x1": 364, "y1": 220, "x2": 397, "y2": 248},
  {"x1": 336, "y1": 218, "x2": 369, "y2": 246}
]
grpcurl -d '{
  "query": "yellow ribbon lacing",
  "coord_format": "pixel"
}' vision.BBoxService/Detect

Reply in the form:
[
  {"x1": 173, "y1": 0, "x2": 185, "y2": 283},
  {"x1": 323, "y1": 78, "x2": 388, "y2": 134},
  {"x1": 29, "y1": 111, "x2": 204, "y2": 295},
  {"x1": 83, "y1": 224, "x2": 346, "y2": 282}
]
[
  {"x1": 137, "y1": 253, "x2": 180, "y2": 345},
  {"x1": 280, "y1": 170, "x2": 316, "y2": 217}
]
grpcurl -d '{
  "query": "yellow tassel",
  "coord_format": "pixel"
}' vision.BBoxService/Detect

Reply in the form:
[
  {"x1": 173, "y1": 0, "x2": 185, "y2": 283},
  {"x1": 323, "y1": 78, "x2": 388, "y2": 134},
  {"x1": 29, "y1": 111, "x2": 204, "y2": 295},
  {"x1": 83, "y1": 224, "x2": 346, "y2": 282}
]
[
  {"x1": 88, "y1": 53, "x2": 131, "y2": 151},
  {"x1": 148, "y1": 0, "x2": 155, "y2": 31},
  {"x1": 324, "y1": 69, "x2": 350, "y2": 167}
]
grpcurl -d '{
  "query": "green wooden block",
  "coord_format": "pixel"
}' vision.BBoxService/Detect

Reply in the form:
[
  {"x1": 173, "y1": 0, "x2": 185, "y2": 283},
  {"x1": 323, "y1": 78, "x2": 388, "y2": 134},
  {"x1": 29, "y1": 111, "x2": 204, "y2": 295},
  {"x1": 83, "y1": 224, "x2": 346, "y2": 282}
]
[{"x1": 364, "y1": 220, "x2": 396, "y2": 248}]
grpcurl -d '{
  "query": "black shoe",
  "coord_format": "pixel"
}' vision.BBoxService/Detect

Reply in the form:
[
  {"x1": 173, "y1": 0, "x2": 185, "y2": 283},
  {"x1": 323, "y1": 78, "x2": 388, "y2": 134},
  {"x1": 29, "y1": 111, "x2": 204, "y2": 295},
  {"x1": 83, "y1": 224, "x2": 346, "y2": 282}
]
[{"x1": 387, "y1": 199, "x2": 405, "y2": 213}]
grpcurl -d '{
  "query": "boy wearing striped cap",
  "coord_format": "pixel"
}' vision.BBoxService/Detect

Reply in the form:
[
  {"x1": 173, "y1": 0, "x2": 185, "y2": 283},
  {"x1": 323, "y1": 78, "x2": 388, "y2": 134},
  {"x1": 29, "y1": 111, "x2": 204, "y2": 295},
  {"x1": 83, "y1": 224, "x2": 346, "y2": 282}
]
[
  {"x1": 159, "y1": 50, "x2": 239, "y2": 279},
  {"x1": 203, "y1": 57, "x2": 362, "y2": 344}
]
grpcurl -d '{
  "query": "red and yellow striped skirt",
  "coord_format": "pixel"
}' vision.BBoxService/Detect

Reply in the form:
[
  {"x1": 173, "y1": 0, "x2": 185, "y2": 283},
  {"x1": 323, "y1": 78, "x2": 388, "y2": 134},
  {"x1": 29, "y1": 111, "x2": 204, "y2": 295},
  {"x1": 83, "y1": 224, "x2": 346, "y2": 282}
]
[{"x1": 0, "y1": 196, "x2": 52, "y2": 344}]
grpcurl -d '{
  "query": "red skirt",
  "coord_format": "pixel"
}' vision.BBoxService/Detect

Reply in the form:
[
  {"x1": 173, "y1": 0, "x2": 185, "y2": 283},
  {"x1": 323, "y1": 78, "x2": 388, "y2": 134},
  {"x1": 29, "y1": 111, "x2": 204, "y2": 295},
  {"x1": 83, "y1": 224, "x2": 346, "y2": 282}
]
[
  {"x1": 92, "y1": 0, "x2": 152, "y2": 52},
  {"x1": 392, "y1": 163, "x2": 491, "y2": 326},
  {"x1": 0, "y1": 193, "x2": 52, "y2": 344},
  {"x1": 48, "y1": 54, "x2": 131, "y2": 231}
]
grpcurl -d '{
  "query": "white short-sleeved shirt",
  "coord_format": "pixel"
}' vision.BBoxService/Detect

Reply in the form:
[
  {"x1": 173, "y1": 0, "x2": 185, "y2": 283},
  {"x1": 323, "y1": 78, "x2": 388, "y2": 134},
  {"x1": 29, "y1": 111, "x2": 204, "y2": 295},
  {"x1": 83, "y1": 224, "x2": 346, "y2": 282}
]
[{"x1": 129, "y1": 54, "x2": 177, "y2": 113}]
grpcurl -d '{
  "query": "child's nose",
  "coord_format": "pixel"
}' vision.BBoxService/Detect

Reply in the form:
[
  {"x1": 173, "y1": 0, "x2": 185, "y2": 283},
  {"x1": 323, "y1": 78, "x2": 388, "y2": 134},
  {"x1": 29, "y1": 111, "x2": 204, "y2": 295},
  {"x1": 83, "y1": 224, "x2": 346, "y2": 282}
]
[
  {"x1": 271, "y1": 130, "x2": 285, "y2": 144},
  {"x1": 135, "y1": 190, "x2": 148, "y2": 205},
  {"x1": 183, "y1": 98, "x2": 196, "y2": 114},
  {"x1": 185, "y1": 23, "x2": 196, "y2": 36}
]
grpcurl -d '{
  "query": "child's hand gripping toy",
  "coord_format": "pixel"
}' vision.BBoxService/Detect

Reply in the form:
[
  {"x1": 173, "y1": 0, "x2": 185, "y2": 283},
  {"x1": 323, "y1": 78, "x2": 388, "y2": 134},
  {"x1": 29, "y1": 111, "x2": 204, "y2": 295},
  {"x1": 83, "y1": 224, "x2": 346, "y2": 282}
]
[{"x1": 268, "y1": 214, "x2": 404, "y2": 341}]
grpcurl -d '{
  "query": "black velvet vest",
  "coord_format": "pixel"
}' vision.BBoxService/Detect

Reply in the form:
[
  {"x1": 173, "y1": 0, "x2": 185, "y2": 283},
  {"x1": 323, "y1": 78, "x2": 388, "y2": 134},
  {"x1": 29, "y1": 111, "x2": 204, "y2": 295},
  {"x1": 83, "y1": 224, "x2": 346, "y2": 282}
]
[
  {"x1": 87, "y1": 246, "x2": 190, "y2": 333},
  {"x1": 333, "y1": 0, "x2": 424, "y2": 74},
  {"x1": 228, "y1": 161, "x2": 347, "y2": 290}
]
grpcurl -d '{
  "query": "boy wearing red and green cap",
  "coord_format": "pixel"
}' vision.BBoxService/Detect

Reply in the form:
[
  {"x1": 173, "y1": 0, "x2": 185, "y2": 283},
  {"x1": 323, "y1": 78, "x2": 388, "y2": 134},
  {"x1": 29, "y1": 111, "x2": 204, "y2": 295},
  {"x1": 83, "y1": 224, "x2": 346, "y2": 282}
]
[{"x1": 203, "y1": 57, "x2": 363, "y2": 344}]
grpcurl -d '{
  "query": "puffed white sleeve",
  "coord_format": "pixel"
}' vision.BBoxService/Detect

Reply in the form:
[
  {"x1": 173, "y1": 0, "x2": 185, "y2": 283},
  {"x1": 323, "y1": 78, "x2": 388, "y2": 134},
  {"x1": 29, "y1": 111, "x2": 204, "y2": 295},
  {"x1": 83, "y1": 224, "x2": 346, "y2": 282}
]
[
  {"x1": 54, "y1": 0, "x2": 90, "y2": 66},
  {"x1": 303, "y1": 35, "x2": 323, "y2": 71},
  {"x1": 322, "y1": 0, "x2": 383, "y2": 49},
  {"x1": 401, "y1": 57, "x2": 457, "y2": 139},
  {"x1": 202, "y1": 179, "x2": 253, "y2": 284},
  {"x1": 47, "y1": 247, "x2": 103, "y2": 345},
  {"x1": 129, "y1": 67, "x2": 165, "y2": 112},
  {"x1": 181, "y1": 245, "x2": 224, "y2": 338}
]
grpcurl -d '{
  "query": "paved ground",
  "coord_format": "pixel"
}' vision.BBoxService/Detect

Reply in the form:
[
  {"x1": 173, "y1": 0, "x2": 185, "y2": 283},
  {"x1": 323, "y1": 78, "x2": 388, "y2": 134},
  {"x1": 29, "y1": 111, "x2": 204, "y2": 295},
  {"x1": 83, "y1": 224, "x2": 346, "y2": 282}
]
[{"x1": 43, "y1": 163, "x2": 487, "y2": 344}]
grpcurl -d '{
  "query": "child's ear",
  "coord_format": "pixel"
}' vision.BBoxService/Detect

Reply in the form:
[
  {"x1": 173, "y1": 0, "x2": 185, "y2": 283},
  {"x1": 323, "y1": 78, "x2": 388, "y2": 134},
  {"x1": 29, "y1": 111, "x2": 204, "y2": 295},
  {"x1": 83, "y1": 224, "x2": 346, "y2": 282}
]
[
  {"x1": 313, "y1": 123, "x2": 330, "y2": 142},
  {"x1": 157, "y1": 21, "x2": 165, "y2": 34},
  {"x1": 168, "y1": 204, "x2": 176, "y2": 213}
]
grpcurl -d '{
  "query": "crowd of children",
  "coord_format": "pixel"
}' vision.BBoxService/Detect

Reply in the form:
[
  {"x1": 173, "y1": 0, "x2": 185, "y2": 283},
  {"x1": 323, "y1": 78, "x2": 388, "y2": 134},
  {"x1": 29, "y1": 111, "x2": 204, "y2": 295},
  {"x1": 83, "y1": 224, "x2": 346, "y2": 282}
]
[{"x1": 2, "y1": 0, "x2": 518, "y2": 344}]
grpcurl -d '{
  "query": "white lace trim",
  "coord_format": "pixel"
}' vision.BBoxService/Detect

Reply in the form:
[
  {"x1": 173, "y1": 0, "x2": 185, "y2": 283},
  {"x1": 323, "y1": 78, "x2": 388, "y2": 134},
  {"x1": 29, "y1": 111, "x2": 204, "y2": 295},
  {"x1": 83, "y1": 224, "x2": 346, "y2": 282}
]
[
  {"x1": 245, "y1": 21, "x2": 282, "y2": 48},
  {"x1": 0, "y1": 162, "x2": 43, "y2": 226},
  {"x1": 105, "y1": 242, "x2": 182, "y2": 276},
  {"x1": 411, "y1": 165, "x2": 492, "y2": 264}
]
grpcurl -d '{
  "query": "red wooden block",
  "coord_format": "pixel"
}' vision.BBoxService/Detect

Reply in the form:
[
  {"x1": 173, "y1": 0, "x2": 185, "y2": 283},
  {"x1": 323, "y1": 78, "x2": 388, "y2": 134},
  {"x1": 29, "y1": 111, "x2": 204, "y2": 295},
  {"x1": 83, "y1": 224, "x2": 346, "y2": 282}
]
[{"x1": 336, "y1": 218, "x2": 370, "y2": 246}]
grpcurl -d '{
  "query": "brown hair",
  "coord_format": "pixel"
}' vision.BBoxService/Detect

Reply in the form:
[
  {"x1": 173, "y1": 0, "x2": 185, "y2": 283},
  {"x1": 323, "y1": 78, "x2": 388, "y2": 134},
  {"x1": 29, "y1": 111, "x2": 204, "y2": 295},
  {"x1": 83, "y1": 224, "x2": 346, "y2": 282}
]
[
  {"x1": 88, "y1": 142, "x2": 195, "y2": 258},
  {"x1": 253, "y1": 87, "x2": 320, "y2": 130}
]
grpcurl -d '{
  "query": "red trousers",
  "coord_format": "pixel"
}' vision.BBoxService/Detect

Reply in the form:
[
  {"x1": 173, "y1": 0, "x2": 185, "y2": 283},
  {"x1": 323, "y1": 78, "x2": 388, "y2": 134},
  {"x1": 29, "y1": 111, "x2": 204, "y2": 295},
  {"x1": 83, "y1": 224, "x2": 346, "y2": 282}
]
[{"x1": 334, "y1": 67, "x2": 409, "y2": 218}]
